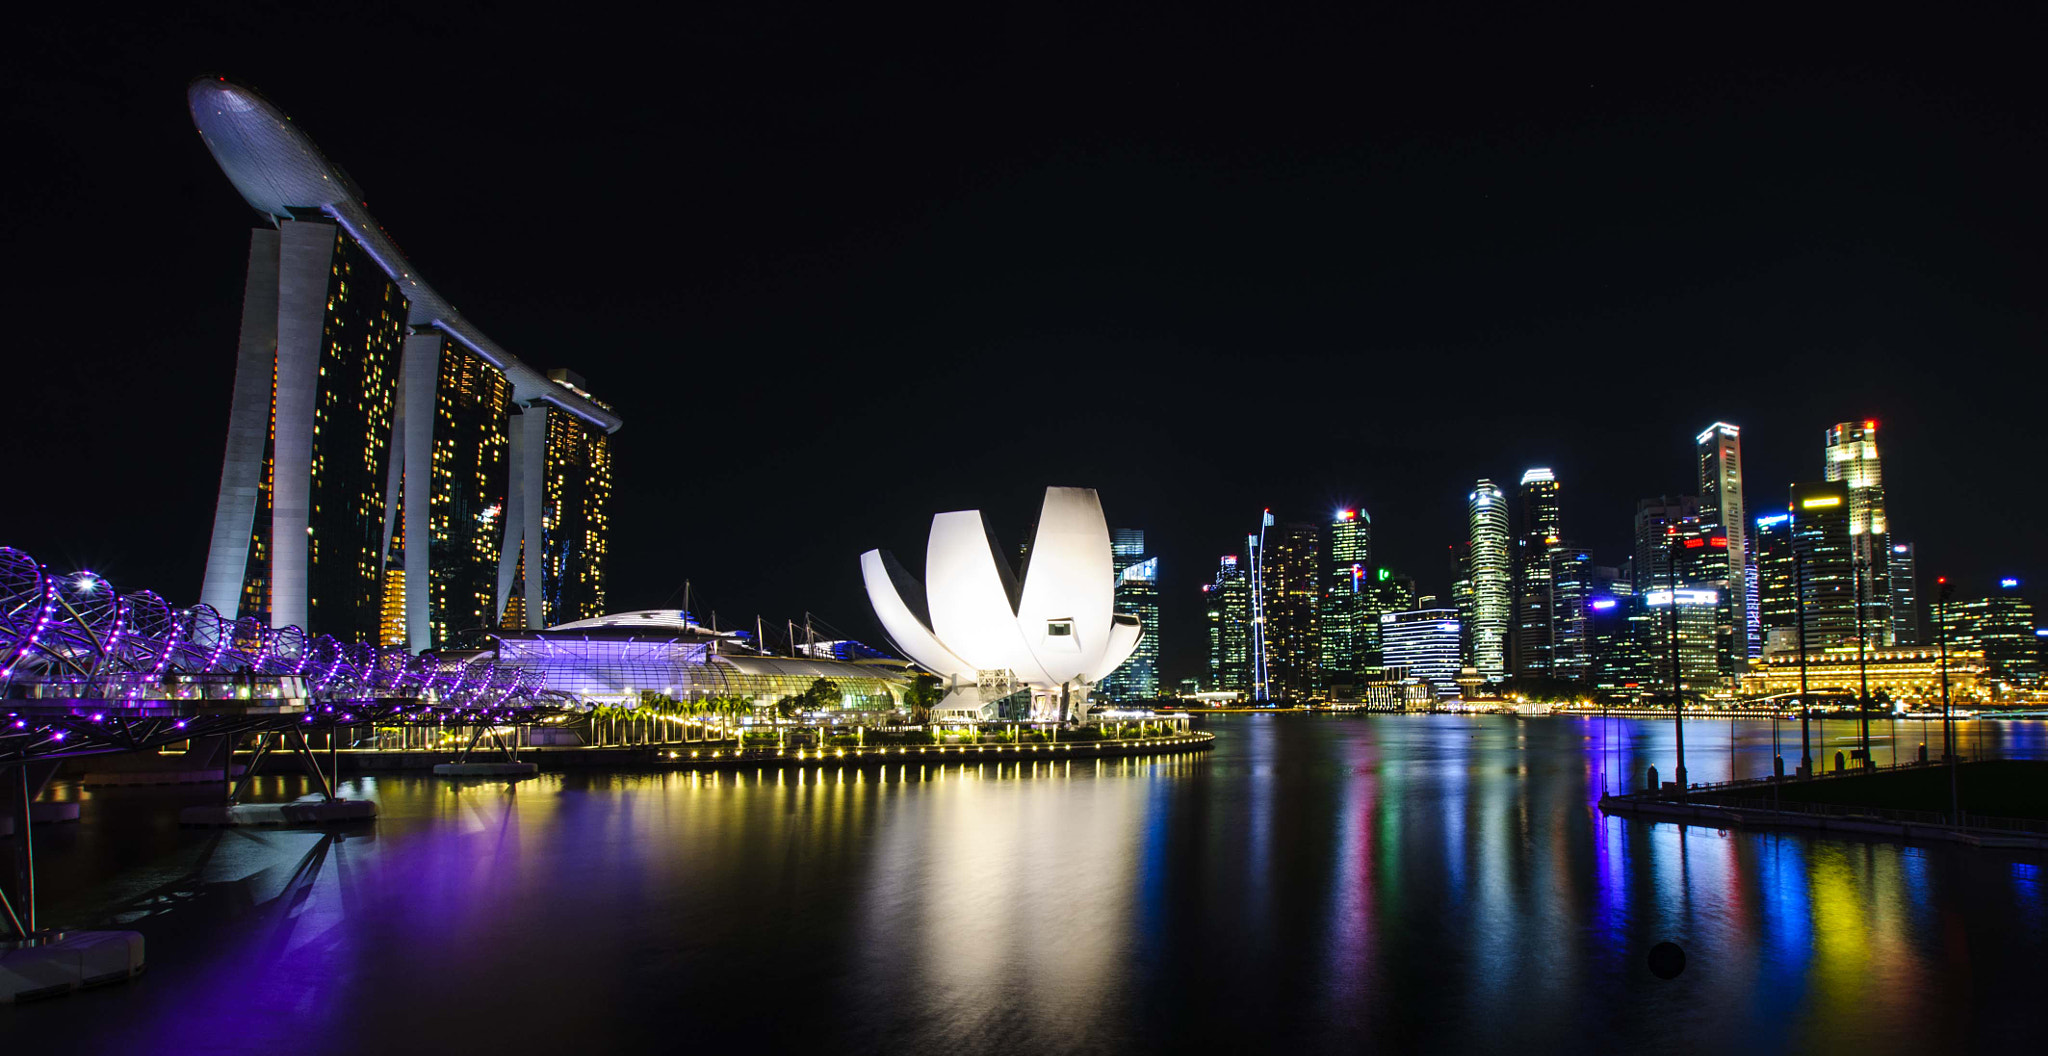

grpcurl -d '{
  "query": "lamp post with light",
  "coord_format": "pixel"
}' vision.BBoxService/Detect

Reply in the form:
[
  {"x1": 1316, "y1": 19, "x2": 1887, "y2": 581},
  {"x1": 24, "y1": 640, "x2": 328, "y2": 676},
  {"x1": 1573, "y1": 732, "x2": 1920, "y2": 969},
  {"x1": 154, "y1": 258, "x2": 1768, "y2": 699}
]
[{"x1": 1937, "y1": 575, "x2": 1957, "y2": 822}]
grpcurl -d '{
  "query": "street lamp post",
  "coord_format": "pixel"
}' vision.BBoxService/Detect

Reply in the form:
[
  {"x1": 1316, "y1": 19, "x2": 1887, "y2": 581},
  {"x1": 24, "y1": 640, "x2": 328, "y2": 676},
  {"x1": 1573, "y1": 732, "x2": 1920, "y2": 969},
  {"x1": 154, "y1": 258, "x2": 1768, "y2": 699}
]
[
  {"x1": 1667, "y1": 533, "x2": 1686, "y2": 796},
  {"x1": 1938, "y1": 576, "x2": 1958, "y2": 822},
  {"x1": 1857, "y1": 552, "x2": 1872, "y2": 771},
  {"x1": 1794, "y1": 525, "x2": 1811, "y2": 777}
]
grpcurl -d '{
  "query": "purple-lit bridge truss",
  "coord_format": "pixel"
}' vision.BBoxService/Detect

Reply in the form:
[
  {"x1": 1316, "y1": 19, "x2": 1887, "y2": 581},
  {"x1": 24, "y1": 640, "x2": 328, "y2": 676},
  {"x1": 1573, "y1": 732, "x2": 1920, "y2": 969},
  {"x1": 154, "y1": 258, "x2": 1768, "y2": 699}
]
[{"x1": 0, "y1": 546, "x2": 586, "y2": 767}]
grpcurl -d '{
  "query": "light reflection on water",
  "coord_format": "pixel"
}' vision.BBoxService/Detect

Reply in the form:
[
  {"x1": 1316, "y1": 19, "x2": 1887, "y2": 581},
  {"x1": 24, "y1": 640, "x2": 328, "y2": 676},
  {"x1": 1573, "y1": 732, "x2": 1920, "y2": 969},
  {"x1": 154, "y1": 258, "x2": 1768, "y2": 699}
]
[{"x1": 10, "y1": 716, "x2": 2045, "y2": 1054}]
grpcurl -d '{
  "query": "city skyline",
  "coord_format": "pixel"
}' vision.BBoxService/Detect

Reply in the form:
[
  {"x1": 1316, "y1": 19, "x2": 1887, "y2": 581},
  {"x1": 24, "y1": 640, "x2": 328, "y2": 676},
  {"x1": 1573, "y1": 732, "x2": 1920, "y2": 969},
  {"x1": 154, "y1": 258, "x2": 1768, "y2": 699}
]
[{"x1": 6, "y1": 11, "x2": 2045, "y2": 689}]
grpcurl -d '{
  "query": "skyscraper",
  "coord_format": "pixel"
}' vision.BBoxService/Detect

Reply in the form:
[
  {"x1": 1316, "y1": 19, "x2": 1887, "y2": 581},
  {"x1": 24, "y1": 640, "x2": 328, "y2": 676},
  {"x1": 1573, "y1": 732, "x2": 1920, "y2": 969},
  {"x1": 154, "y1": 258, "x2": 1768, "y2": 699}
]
[
  {"x1": 1588, "y1": 589, "x2": 1654, "y2": 698},
  {"x1": 1941, "y1": 579, "x2": 2041, "y2": 691},
  {"x1": 1204, "y1": 555, "x2": 1252, "y2": 694},
  {"x1": 1888, "y1": 541, "x2": 1920, "y2": 644},
  {"x1": 1260, "y1": 521, "x2": 1324, "y2": 698},
  {"x1": 1645, "y1": 587, "x2": 1724, "y2": 694},
  {"x1": 1510, "y1": 468, "x2": 1588, "y2": 681},
  {"x1": 1695, "y1": 423, "x2": 1753, "y2": 659},
  {"x1": 191, "y1": 79, "x2": 621, "y2": 647},
  {"x1": 1380, "y1": 609, "x2": 1464, "y2": 700},
  {"x1": 1360, "y1": 567, "x2": 1417, "y2": 667},
  {"x1": 1825, "y1": 420, "x2": 1893, "y2": 644},
  {"x1": 1549, "y1": 548, "x2": 1593, "y2": 681},
  {"x1": 1467, "y1": 480, "x2": 1511, "y2": 681},
  {"x1": 1320, "y1": 508, "x2": 1371, "y2": 685},
  {"x1": 1633, "y1": 496, "x2": 1699, "y2": 596},
  {"x1": 1100, "y1": 529, "x2": 1160, "y2": 699},
  {"x1": 1787, "y1": 482, "x2": 1856, "y2": 650},
  {"x1": 1753, "y1": 512, "x2": 1798, "y2": 655}
]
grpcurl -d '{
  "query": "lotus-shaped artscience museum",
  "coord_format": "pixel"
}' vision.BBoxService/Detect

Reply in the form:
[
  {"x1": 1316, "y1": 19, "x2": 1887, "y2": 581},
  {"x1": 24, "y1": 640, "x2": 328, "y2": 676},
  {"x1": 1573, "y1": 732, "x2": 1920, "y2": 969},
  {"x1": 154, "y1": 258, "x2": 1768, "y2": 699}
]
[{"x1": 860, "y1": 487, "x2": 1141, "y2": 721}]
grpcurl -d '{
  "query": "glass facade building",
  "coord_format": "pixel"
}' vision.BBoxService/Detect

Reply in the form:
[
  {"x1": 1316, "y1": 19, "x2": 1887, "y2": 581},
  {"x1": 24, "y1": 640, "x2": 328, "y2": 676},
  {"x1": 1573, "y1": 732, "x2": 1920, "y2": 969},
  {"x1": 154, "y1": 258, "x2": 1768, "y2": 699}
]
[
  {"x1": 1100, "y1": 529, "x2": 1160, "y2": 700},
  {"x1": 1783, "y1": 482, "x2": 1857, "y2": 650},
  {"x1": 1512, "y1": 468, "x2": 1563, "y2": 678},
  {"x1": 495, "y1": 622, "x2": 907, "y2": 711},
  {"x1": 1644, "y1": 588, "x2": 1723, "y2": 694},
  {"x1": 1467, "y1": 480, "x2": 1511, "y2": 681},
  {"x1": 1888, "y1": 541, "x2": 1920, "y2": 645},
  {"x1": 1825, "y1": 420, "x2": 1893, "y2": 645},
  {"x1": 1753, "y1": 512, "x2": 1797, "y2": 655},
  {"x1": 1941, "y1": 580, "x2": 2042, "y2": 691},
  {"x1": 1695, "y1": 423, "x2": 1754, "y2": 660},
  {"x1": 1632, "y1": 495, "x2": 1699, "y2": 597},
  {"x1": 1380, "y1": 609, "x2": 1464, "y2": 700},
  {"x1": 1204, "y1": 555, "x2": 1252, "y2": 694},
  {"x1": 1320, "y1": 509, "x2": 1371, "y2": 685},
  {"x1": 1260, "y1": 522, "x2": 1323, "y2": 699}
]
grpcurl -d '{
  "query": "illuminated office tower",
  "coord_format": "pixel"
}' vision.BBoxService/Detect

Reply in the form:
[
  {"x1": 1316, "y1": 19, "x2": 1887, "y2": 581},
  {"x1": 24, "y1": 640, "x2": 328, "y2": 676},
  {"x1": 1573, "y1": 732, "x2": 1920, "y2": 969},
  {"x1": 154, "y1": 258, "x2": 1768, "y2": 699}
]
[
  {"x1": 1380, "y1": 609, "x2": 1464, "y2": 700},
  {"x1": 1100, "y1": 530, "x2": 1160, "y2": 700},
  {"x1": 1633, "y1": 495, "x2": 1698, "y2": 596},
  {"x1": 1645, "y1": 587, "x2": 1723, "y2": 692},
  {"x1": 1204, "y1": 556, "x2": 1252, "y2": 693},
  {"x1": 1888, "y1": 541, "x2": 1920, "y2": 644},
  {"x1": 1260, "y1": 522, "x2": 1324, "y2": 698},
  {"x1": 1467, "y1": 480, "x2": 1511, "y2": 681},
  {"x1": 1664, "y1": 518, "x2": 1738, "y2": 681},
  {"x1": 192, "y1": 78, "x2": 621, "y2": 648},
  {"x1": 1549, "y1": 547, "x2": 1593, "y2": 681},
  {"x1": 1825, "y1": 420, "x2": 1893, "y2": 644},
  {"x1": 1320, "y1": 508, "x2": 1372, "y2": 683},
  {"x1": 1513, "y1": 468, "x2": 1564, "y2": 677},
  {"x1": 1359, "y1": 567, "x2": 1417, "y2": 666},
  {"x1": 1753, "y1": 512, "x2": 1797, "y2": 654},
  {"x1": 1942, "y1": 579, "x2": 2041, "y2": 689},
  {"x1": 1786, "y1": 482, "x2": 1856, "y2": 649},
  {"x1": 1589, "y1": 594, "x2": 1654, "y2": 697},
  {"x1": 1695, "y1": 423, "x2": 1753, "y2": 658}
]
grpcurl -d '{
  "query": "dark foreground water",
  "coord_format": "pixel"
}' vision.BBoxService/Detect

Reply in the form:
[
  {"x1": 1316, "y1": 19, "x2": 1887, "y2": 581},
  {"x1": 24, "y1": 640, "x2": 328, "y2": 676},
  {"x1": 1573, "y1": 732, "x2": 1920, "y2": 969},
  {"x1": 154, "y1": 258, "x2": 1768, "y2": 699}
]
[{"x1": 10, "y1": 715, "x2": 2047, "y2": 1054}]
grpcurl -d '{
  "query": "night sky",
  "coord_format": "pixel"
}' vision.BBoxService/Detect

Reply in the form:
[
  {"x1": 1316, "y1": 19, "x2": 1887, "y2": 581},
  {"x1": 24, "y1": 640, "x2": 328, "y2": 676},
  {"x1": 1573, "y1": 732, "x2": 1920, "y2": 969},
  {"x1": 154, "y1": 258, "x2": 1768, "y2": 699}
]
[{"x1": 8, "y1": 8, "x2": 2045, "y2": 682}]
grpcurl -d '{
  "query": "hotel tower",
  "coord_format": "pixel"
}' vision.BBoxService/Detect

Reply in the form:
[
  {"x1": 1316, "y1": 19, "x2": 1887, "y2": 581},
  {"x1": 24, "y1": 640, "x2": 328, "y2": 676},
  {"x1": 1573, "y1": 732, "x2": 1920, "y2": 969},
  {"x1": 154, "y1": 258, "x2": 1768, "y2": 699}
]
[{"x1": 189, "y1": 78, "x2": 622, "y2": 650}]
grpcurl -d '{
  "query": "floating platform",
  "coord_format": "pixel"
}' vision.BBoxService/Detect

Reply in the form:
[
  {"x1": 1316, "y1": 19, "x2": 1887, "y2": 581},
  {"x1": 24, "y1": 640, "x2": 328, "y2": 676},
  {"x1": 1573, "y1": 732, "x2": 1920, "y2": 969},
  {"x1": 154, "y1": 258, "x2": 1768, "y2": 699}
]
[
  {"x1": 0, "y1": 931, "x2": 145, "y2": 1003},
  {"x1": 178, "y1": 794, "x2": 376, "y2": 827},
  {"x1": 0, "y1": 801, "x2": 80, "y2": 836},
  {"x1": 431, "y1": 761, "x2": 540, "y2": 777}
]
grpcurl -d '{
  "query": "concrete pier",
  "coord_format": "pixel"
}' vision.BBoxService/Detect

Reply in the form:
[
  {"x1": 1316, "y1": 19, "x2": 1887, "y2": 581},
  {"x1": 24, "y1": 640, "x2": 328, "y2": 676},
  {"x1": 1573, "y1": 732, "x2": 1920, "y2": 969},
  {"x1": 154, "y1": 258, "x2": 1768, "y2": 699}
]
[
  {"x1": 178, "y1": 794, "x2": 377, "y2": 827},
  {"x1": 431, "y1": 761, "x2": 540, "y2": 777},
  {"x1": 1, "y1": 931, "x2": 145, "y2": 1003}
]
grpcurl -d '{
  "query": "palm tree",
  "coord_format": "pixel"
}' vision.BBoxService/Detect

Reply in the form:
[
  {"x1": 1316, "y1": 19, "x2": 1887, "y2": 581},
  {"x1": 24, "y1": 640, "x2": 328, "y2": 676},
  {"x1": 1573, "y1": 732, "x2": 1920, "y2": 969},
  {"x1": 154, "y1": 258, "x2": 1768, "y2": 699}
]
[
  {"x1": 801, "y1": 678, "x2": 842, "y2": 711},
  {"x1": 903, "y1": 672, "x2": 945, "y2": 728},
  {"x1": 773, "y1": 694, "x2": 800, "y2": 741},
  {"x1": 714, "y1": 695, "x2": 750, "y2": 742}
]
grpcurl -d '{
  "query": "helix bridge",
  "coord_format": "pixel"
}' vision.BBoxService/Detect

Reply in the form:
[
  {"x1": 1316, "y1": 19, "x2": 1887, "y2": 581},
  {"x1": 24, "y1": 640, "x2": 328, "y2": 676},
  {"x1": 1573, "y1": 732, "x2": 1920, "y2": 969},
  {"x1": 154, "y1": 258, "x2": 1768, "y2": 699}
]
[{"x1": 1, "y1": 545, "x2": 584, "y2": 767}]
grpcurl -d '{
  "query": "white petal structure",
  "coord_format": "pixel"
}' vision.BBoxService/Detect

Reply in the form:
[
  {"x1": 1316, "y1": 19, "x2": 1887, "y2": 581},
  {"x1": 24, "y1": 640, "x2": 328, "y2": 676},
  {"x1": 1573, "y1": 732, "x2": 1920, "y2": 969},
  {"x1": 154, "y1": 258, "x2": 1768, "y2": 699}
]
[{"x1": 861, "y1": 487, "x2": 1142, "y2": 721}]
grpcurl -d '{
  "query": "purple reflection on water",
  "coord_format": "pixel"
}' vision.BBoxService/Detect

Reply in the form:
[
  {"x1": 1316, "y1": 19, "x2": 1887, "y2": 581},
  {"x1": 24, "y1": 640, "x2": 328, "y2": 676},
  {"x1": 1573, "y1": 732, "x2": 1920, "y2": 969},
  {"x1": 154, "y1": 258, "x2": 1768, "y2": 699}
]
[{"x1": 11, "y1": 719, "x2": 2046, "y2": 1054}]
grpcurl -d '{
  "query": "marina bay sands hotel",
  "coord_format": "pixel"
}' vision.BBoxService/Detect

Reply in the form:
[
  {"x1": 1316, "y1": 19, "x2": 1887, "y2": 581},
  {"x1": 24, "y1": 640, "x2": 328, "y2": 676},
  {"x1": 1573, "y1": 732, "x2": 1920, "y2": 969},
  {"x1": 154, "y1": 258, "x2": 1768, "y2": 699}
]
[{"x1": 189, "y1": 77, "x2": 621, "y2": 651}]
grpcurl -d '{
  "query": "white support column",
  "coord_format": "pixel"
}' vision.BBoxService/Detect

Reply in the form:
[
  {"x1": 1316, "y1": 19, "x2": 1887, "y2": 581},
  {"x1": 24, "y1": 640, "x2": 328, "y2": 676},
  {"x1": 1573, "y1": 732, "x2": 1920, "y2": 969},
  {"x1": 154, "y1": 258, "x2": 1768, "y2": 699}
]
[
  {"x1": 401, "y1": 331, "x2": 441, "y2": 653},
  {"x1": 379, "y1": 371, "x2": 404, "y2": 579},
  {"x1": 200, "y1": 228, "x2": 280, "y2": 617},
  {"x1": 519, "y1": 408, "x2": 548, "y2": 628},
  {"x1": 268, "y1": 221, "x2": 336, "y2": 632},
  {"x1": 495, "y1": 416, "x2": 522, "y2": 627}
]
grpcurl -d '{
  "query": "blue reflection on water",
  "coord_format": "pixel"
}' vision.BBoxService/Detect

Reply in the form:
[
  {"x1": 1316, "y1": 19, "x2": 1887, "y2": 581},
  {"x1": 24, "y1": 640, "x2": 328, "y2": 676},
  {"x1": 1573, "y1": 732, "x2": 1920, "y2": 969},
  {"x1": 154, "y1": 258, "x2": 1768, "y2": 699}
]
[{"x1": 14, "y1": 717, "x2": 2048, "y2": 1055}]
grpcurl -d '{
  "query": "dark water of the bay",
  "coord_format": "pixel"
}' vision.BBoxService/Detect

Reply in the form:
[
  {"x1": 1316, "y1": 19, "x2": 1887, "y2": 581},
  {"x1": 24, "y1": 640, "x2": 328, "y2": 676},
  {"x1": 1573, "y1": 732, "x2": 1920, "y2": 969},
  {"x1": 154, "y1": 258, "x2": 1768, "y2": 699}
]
[{"x1": 8, "y1": 714, "x2": 2046, "y2": 1054}]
